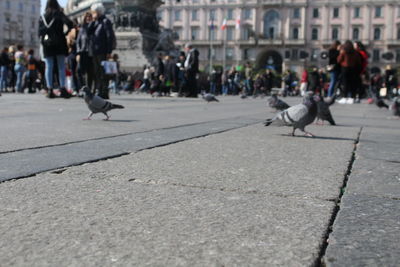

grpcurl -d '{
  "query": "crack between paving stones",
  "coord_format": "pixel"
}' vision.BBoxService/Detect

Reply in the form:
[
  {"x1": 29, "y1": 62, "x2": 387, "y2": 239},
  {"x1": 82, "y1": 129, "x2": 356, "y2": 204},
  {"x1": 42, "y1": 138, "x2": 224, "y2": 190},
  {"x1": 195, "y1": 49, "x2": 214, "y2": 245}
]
[
  {"x1": 314, "y1": 127, "x2": 363, "y2": 267},
  {"x1": 0, "y1": 121, "x2": 260, "y2": 184},
  {"x1": 0, "y1": 116, "x2": 263, "y2": 155}
]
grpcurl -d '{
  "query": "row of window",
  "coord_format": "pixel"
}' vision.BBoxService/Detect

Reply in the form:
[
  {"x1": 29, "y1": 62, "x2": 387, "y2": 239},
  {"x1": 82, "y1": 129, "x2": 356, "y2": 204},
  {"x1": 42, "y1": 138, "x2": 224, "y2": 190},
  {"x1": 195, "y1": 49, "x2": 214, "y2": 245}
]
[
  {"x1": 178, "y1": 26, "x2": 400, "y2": 42},
  {"x1": 4, "y1": 1, "x2": 37, "y2": 13},
  {"x1": 162, "y1": 5, "x2": 399, "y2": 22}
]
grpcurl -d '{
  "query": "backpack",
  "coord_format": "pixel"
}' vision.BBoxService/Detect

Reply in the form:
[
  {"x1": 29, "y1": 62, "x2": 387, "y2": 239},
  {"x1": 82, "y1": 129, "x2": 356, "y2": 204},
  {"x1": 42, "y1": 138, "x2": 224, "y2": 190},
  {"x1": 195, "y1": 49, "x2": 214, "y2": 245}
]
[
  {"x1": 103, "y1": 18, "x2": 117, "y2": 51},
  {"x1": 41, "y1": 15, "x2": 61, "y2": 48}
]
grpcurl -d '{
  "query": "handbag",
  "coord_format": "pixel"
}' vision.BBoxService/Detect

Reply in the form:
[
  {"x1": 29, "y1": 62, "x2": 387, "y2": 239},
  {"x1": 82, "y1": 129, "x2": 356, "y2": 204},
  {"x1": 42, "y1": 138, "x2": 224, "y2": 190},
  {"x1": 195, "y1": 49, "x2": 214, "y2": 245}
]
[{"x1": 326, "y1": 64, "x2": 335, "y2": 72}]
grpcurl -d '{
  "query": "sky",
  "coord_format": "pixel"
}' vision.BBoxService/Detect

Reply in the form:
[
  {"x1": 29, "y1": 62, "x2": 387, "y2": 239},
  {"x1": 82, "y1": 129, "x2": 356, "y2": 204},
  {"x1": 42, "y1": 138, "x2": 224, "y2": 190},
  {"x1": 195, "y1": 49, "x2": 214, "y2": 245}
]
[{"x1": 40, "y1": 0, "x2": 68, "y2": 13}]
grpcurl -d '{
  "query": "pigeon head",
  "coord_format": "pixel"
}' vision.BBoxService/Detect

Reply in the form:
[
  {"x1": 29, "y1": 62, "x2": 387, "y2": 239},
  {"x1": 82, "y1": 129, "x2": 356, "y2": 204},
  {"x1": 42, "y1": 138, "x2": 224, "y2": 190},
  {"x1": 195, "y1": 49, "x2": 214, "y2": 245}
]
[
  {"x1": 313, "y1": 94, "x2": 322, "y2": 102},
  {"x1": 303, "y1": 92, "x2": 316, "y2": 107}
]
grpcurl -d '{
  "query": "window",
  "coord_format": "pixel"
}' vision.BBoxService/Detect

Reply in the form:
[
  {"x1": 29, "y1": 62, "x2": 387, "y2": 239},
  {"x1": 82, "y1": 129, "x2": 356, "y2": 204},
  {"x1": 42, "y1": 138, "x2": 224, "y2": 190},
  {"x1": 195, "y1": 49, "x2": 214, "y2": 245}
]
[
  {"x1": 191, "y1": 10, "x2": 198, "y2": 21},
  {"x1": 210, "y1": 9, "x2": 216, "y2": 20},
  {"x1": 397, "y1": 28, "x2": 400, "y2": 40},
  {"x1": 396, "y1": 49, "x2": 400, "y2": 63},
  {"x1": 227, "y1": 26, "x2": 234, "y2": 41},
  {"x1": 6, "y1": 1, "x2": 11, "y2": 9},
  {"x1": 293, "y1": 8, "x2": 300, "y2": 19},
  {"x1": 19, "y1": 2, "x2": 23, "y2": 12},
  {"x1": 353, "y1": 28, "x2": 360, "y2": 40},
  {"x1": 32, "y1": 4, "x2": 35, "y2": 13},
  {"x1": 332, "y1": 28, "x2": 339, "y2": 40},
  {"x1": 292, "y1": 27, "x2": 299, "y2": 40},
  {"x1": 372, "y1": 49, "x2": 380, "y2": 62},
  {"x1": 242, "y1": 26, "x2": 251, "y2": 40},
  {"x1": 313, "y1": 8, "x2": 319, "y2": 18},
  {"x1": 191, "y1": 27, "x2": 199, "y2": 40},
  {"x1": 375, "y1": 6, "x2": 382, "y2": 18},
  {"x1": 292, "y1": 49, "x2": 298, "y2": 60},
  {"x1": 311, "y1": 28, "x2": 319, "y2": 40},
  {"x1": 333, "y1": 8, "x2": 340, "y2": 18},
  {"x1": 210, "y1": 27, "x2": 217, "y2": 40},
  {"x1": 174, "y1": 10, "x2": 181, "y2": 21},
  {"x1": 173, "y1": 27, "x2": 182, "y2": 40},
  {"x1": 226, "y1": 47, "x2": 234, "y2": 60},
  {"x1": 354, "y1": 7, "x2": 361, "y2": 18},
  {"x1": 244, "y1": 9, "x2": 252, "y2": 20},
  {"x1": 227, "y1": 9, "x2": 234, "y2": 20},
  {"x1": 311, "y1": 49, "x2": 319, "y2": 61},
  {"x1": 374, "y1": 28, "x2": 381, "y2": 40}
]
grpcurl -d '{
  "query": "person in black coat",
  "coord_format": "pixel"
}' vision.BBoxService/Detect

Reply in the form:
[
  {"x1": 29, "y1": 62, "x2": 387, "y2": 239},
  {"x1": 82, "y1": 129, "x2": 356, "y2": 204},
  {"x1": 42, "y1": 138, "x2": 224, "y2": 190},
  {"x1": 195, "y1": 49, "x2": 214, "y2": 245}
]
[
  {"x1": 184, "y1": 43, "x2": 199, "y2": 98},
  {"x1": 87, "y1": 3, "x2": 116, "y2": 99},
  {"x1": 39, "y1": 0, "x2": 73, "y2": 98},
  {"x1": 0, "y1": 47, "x2": 10, "y2": 93}
]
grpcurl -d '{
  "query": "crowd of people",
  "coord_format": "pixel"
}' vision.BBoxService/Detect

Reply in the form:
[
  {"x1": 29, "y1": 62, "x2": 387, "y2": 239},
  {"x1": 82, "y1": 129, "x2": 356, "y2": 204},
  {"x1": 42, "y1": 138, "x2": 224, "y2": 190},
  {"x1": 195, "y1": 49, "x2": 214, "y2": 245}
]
[{"x1": 0, "y1": 0, "x2": 399, "y2": 102}]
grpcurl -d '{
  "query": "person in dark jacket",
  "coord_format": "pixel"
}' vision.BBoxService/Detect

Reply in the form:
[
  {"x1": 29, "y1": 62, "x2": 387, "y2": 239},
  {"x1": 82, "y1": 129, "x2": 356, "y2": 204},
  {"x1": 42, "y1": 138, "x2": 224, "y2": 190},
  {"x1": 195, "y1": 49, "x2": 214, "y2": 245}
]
[
  {"x1": 76, "y1": 12, "x2": 94, "y2": 92},
  {"x1": 308, "y1": 67, "x2": 321, "y2": 93},
  {"x1": 26, "y1": 49, "x2": 39, "y2": 93},
  {"x1": 164, "y1": 55, "x2": 176, "y2": 95},
  {"x1": 88, "y1": 3, "x2": 115, "y2": 99},
  {"x1": 39, "y1": 0, "x2": 73, "y2": 98},
  {"x1": 327, "y1": 40, "x2": 341, "y2": 97},
  {"x1": 184, "y1": 43, "x2": 199, "y2": 97},
  {"x1": 0, "y1": 47, "x2": 10, "y2": 94}
]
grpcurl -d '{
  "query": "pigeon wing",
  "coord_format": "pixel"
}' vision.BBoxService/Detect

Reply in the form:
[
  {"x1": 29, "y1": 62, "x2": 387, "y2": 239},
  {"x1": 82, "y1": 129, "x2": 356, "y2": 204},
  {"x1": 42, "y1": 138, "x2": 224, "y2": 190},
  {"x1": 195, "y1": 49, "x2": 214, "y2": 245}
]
[
  {"x1": 88, "y1": 95, "x2": 112, "y2": 113},
  {"x1": 273, "y1": 104, "x2": 308, "y2": 126}
]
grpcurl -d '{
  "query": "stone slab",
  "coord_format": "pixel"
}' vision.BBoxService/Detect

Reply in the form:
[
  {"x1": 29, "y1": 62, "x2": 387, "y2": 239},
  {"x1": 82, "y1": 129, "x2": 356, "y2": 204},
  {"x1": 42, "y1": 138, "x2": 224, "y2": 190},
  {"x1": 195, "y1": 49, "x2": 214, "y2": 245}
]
[
  {"x1": 0, "y1": 167, "x2": 334, "y2": 267},
  {"x1": 324, "y1": 194, "x2": 400, "y2": 267}
]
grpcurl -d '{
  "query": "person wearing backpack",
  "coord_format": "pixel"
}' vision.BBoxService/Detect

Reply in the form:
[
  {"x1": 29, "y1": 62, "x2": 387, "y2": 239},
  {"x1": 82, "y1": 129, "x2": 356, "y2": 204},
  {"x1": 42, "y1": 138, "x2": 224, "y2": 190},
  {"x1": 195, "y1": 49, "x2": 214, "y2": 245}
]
[
  {"x1": 39, "y1": 0, "x2": 73, "y2": 99},
  {"x1": 88, "y1": 3, "x2": 116, "y2": 100}
]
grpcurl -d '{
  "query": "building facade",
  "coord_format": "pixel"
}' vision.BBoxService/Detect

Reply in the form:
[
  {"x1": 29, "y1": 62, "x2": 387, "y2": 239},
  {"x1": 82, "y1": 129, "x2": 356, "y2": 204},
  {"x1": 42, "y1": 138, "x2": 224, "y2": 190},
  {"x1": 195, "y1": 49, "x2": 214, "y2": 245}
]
[
  {"x1": 158, "y1": 0, "x2": 400, "y2": 73},
  {"x1": 0, "y1": 0, "x2": 41, "y2": 52}
]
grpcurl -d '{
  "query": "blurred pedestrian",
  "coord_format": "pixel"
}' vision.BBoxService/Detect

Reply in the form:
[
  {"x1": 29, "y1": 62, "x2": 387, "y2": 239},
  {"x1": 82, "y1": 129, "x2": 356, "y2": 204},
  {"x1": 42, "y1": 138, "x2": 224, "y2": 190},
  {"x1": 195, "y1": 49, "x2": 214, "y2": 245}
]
[
  {"x1": 384, "y1": 65, "x2": 397, "y2": 98},
  {"x1": 299, "y1": 68, "x2": 308, "y2": 96},
  {"x1": 76, "y1": 12, "x2": 94, "y2": 92},
  {"x1": 88, "y1": 2, "x2": 116, "y2": 99},
  {"x1": 26, "y1": 49, "x2": 39, "y2": 93},
  {"x1": 14, "y1": 45, "x2": 26, "y2": 93},
  {"x1": 0, "y1": 47, "x2": 10, "y2": 93},
  {"x1": 354, "y1": 41, "x2": 368, "y2": 102},
  {"x1": 308, "y1": 67, "x2": 320, "y2": 93},
  {"x1": 337, "y1": 40, "x2": 362, "y2": 104},
  {"x1": 209, "y1": 68, "x2": 218, "y2": 95},
  {"x1": 39, "y1": 0, "x2": 74, "y2": 98},
  {"x1": 184, "y1": 43, "x2": 199, "y2": 97},
  {"x1": 244, "y1": 62, "x2": 253, "y2": 95},
  {"x1": 327, "y1": 40, "x2": 341, "y2": 97},
  {"x1": 263, "y1": 69, "x2": 274, "y2": 95}
]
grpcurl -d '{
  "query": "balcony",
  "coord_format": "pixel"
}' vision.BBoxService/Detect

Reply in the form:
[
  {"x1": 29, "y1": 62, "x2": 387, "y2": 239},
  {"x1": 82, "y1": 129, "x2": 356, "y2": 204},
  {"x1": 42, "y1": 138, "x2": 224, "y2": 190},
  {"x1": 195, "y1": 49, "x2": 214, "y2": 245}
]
[
  {"x1": 387, "y1": 40, "x2": 400, "y2": 47},
  {"x1": 261, "y1": 0, "x2": 283, "y2": 6}
]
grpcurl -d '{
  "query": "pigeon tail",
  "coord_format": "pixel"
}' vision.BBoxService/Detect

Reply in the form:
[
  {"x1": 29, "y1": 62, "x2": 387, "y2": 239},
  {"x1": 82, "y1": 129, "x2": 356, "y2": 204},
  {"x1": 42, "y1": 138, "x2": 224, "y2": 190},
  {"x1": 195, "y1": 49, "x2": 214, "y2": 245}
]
[
  {"x1": 111, "y1": 104, "x2": 124, "y2": 109},
  {"x1": 328, "y1": 117, "x2": 336, "y2": 125}
]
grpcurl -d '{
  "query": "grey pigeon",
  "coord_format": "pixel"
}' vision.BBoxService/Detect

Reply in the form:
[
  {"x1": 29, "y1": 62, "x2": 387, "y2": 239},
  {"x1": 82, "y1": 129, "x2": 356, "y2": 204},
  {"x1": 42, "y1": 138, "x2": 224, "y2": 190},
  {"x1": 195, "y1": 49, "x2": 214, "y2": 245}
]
[
  {"x1": 268, "y1": 95, "x2": 290, "y2": 111},
  {"x1": 264, "y1": 93, "x2": 318, "y2": 137},
  {"x1": 391, "y1": 97, "x2": 400, "y2": 117},
  {"x1": 314, "y1": 95, "x2": 336, "y2": 125},
  {"x1": 82, "y1": 86, "x2": 124, "y2": 120},
  {"x1": 240, "y1": 94, "x2": 248, "y2": 99},
  {"x1": 203, "y1": 93, "x2": 219, "y2": 103}
]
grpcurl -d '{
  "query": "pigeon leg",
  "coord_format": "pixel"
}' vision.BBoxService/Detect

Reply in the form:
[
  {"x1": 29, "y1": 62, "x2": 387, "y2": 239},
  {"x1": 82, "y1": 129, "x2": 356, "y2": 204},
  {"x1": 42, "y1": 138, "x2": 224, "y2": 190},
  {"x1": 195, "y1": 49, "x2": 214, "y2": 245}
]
[
  {"x1": 290, "y1": 128, "x2": 296, "y2": 136},
  {"x1": 103, "y1": 112, "x2": 110, "y2": 121},
  {"x1": 83, "y1": 112, "x2": 93, "y2": 120},
  {"x1": 302, "y1": 130, "x2": 315, "y2": 137}
]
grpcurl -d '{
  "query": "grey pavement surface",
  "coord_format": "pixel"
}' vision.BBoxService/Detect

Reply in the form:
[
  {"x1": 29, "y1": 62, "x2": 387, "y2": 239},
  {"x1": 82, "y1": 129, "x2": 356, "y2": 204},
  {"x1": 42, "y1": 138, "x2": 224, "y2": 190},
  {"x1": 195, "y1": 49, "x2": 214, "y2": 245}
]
[
  {"x1": 0, "y1": 93, "x2": 399, "y2": 266},
  {"x1": 324, "y1": 108, "x2": 400, "y2": 267}
]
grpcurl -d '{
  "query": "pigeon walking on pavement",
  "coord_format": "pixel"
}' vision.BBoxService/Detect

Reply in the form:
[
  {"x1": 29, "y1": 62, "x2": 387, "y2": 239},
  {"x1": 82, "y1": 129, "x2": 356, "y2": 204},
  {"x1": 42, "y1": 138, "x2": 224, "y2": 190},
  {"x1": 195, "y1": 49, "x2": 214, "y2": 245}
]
[
  {"x1": 391, "y1": 97, "x2": 400, "y2": 117},
  {"x1": 202, "y1": 93, "x2": 219, "y2": 103},
  {"x1": 82, "y1": 86, "x2": 124, "y2": 120},
  {"x1": 267, "y1": 95, "x2": 290, "y2": 111},
  {"x1": 264, "y1": 93, "x2": 318, "y2": 137},
  {"x1": 314, "y1": 95, "x2": 336, "y2": 125}
]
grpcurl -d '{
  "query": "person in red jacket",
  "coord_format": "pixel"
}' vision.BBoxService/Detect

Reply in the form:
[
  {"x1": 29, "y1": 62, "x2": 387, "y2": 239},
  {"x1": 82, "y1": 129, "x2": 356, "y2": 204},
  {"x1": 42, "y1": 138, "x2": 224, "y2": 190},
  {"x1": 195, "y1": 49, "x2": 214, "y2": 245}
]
[
  {"x1": 337, "y1": 40, "x2": 362, "y2": 104},
  {"x1": 354, "y1": 41, "x2": 369, "y2": 103}
]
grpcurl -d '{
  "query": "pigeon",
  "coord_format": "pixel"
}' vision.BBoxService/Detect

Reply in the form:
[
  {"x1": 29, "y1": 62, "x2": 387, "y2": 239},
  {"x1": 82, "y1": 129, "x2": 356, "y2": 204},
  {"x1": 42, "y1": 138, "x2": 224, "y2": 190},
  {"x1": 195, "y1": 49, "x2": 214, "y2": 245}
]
[
  {"x1": 82, "y1": 86, "x2": 124, "y2": 120},
  {"x1": 240, "y1": 94, "x2": 248, "y2": 99},
  {"x1": 265, "y1": 93, "x2": 318, "y2": 137},
  {"x1": 202, "y1": 93, "x2": 219, "y2": 103},
  {"x1": 314, "y1": 95, "x2": 336, "y2": 125},
  {"x1": 267, "y1": 95, "x2": 290, "y2": 111},
  {"x1": 391, "y1": 97, "x2": 400, "y2": 117},
  {"x1": 374, "y1": 96, "x2": 389, "y2": 109}
]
